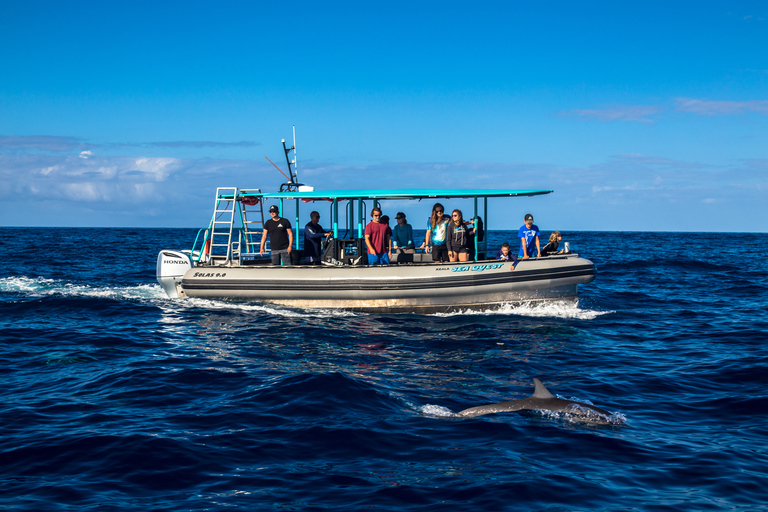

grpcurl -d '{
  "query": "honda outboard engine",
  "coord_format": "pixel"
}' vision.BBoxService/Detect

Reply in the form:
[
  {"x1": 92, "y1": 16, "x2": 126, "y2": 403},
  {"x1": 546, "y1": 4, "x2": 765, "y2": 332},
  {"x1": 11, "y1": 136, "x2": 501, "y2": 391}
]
[{"x1": 156, "y1": 250, "x2": 193, "y2": 298}]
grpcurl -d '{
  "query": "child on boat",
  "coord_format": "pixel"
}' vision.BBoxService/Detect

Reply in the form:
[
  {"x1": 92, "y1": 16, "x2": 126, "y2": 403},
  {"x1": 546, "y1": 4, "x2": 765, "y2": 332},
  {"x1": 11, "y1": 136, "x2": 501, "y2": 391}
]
[
  {"x1": 498, "y1": 242, "x2": 519, "y2": 270},
  {"x1": 539, "y1": 231, "x2": 564, "y2": 256}
]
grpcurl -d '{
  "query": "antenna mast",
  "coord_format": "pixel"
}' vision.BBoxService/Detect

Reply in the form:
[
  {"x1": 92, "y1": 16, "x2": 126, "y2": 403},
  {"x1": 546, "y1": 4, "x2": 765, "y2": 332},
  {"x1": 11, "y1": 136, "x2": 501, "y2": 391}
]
[{"x1": 279, "y1": 126, "x2": 302, "y2": 192}]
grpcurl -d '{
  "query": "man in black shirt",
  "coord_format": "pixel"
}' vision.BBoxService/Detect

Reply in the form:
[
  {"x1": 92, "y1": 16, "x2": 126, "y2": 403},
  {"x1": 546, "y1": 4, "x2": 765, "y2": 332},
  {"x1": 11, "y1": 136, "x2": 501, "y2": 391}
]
[{"x1": 260, "y1": 205, "x2": 293, "y2": 266}]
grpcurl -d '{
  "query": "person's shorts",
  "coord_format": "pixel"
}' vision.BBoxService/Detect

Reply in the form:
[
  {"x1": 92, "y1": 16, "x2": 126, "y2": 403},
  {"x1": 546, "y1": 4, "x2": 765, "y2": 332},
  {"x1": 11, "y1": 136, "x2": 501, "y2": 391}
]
[
  {"x1": 367, "y1": 253, "x2": 390, "y2": 265},
  {"x1": 271, "y1": 249, "x2": 292, "y2": 266},
  {"x1": 432, "y1": 244, "x2": 449, "y2": 262},
  {"x1": 452, "y1": 247, "x2": 469, "y2": 254}
]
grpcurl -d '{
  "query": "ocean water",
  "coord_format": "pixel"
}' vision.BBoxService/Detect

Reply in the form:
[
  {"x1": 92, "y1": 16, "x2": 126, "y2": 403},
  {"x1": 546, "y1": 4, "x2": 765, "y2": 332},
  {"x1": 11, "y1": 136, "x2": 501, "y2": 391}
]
[{"x1": 1, "y1": 228, "x2": 767, "y2": 511}]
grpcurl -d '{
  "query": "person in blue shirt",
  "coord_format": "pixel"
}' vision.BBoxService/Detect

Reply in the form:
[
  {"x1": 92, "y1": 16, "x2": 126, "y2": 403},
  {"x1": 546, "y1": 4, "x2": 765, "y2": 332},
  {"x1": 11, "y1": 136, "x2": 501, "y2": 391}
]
[
  {"x1": 392, "y1": 212, "x2": 414, "y2": 253},
  {"x1": 518, "y1": 213, "x2": 541, "y2": 259}
]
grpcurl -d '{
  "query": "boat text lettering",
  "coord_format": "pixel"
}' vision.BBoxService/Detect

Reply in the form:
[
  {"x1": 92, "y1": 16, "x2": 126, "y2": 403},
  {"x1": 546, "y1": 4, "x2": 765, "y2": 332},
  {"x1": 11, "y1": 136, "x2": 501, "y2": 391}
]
[
  {"x1": 450, "y1": 263, "x2": 504, "y2": 273},
  {"x1": 193, "y1": 272, "x2": 228, "y2": 278}
]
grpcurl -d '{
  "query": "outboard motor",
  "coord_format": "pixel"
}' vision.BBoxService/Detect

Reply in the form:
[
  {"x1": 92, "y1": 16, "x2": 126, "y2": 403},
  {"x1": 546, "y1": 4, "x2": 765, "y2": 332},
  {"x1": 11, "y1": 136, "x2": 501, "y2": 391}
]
[{"x1": 156, "y1": 250, "x2": 192, "y2": 298}]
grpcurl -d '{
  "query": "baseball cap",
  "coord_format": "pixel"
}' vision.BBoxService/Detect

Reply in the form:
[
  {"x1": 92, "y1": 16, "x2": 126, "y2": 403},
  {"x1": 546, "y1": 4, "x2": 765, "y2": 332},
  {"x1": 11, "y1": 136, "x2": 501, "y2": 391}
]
[{"x1": 269, "y1": 205, "x2": 279, "y2": 213}]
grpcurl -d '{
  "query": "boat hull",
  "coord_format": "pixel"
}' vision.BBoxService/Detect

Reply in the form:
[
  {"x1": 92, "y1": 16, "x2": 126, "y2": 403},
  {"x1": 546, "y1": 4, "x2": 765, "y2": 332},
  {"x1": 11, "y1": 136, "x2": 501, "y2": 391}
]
[{"x1": 178, "y1": 255, "x2": 596, "y2": 313}]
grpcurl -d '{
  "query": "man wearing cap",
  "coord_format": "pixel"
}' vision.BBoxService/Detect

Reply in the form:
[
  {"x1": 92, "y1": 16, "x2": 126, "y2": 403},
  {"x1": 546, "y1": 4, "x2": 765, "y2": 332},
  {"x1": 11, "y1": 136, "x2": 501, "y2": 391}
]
[
  {"x1": 304, "y1": 211, "x2": 332, "y2": 264},
  {"x1": 392, "y1": 212, "x2": 415, "y2": 254},
  {"x1": 260, "y1": 205, "x2": 293, "y2": 266},
  {"x1": 518, "y1": 213, "x2": 541, "y2": 260}
]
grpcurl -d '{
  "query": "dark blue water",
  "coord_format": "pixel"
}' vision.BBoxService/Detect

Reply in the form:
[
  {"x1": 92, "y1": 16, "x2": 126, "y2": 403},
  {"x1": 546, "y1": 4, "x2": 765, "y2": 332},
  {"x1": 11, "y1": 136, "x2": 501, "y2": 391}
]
[{"x1": 2, "y1": 228, "x2": 767, "y2": 511}]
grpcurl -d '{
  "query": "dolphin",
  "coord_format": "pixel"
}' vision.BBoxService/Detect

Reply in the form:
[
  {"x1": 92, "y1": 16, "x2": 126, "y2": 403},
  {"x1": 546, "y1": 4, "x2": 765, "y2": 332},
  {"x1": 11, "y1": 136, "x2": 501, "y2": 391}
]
[{"x1": 457, "y1": 378, "x2": 616, "y2": 423}]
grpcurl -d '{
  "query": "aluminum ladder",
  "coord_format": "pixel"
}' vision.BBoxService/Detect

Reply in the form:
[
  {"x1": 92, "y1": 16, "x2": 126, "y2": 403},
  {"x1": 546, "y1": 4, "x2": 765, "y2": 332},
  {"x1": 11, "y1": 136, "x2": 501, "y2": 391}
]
[{"x1": 207, "y1": 187, "x2": 238, "y2": 265}]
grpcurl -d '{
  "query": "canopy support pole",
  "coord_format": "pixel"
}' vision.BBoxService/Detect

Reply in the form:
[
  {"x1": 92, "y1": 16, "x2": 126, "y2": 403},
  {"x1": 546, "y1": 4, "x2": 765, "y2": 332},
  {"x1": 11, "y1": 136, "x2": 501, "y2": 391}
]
[
  {"x1": 357, "y1": 199, "x2": 363, "y2": 239},
  {"x1": 333, "y1": 199, "x2": 339, "y2": 238},
  {"x1": 295, "y1": 198, "x2": 300, "y2": 250}
]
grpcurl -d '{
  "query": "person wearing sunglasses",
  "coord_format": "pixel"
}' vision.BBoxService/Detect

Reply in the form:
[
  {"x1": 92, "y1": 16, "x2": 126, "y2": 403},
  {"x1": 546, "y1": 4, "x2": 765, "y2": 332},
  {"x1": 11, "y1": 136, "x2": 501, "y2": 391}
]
[
  {"x1": 364, "y1": 207, "x2": 391, "y2": 265},
  {"x1": 420, "y1": 203, "x2": 450, "y2": 263},
  {"x1": 304, "y1": 211, "x2": 333, "y2": 264},
  {"x1": 392, "y1": 212, "x2": 415, "y2": 254},
  {"x1": 446, "y1": 209, "x2": 473, "y2": 262}
]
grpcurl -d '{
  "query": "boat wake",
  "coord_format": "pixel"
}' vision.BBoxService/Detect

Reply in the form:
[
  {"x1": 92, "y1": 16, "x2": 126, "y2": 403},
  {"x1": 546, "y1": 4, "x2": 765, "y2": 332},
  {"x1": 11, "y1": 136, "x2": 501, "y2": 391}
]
[
  {"x1": 0, "y1": 276, "x2": 355, "y2": 318},
  {"x1": 433, "y1": 300, "x2": 612, "y2": 320},
  {"x1": 175, "y1": 297, "x2": 358, "y2": 318},
  {"x1": 1, "y1": 277, "x2": 604, "y2": 320},
  {"x1": 0, "y1": 276, "x2": 165, "y2": 301}
]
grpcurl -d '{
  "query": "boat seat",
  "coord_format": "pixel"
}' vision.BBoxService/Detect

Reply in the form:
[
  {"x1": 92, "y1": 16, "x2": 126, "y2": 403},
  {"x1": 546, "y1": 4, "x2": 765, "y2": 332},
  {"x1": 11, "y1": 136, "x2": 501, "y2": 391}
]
[{"x1": 391, "y1": 252, "x2": 432, "y2": 264}]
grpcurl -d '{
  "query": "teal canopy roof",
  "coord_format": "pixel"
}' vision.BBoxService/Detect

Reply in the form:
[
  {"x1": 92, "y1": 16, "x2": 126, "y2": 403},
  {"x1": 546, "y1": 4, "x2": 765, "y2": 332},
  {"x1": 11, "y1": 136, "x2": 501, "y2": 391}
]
[{"x1": 235, "y1": 188, "x2": 553, "y2": 201}]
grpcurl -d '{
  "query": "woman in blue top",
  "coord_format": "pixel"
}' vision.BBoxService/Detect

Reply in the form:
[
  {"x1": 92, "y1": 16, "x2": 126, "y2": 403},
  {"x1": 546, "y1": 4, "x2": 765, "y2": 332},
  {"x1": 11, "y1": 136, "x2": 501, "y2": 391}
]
[
  {"x1": 392, "y1": 212, "x2": 414, "y2": 253},
  {"x1": 420, "y1": 203, "x2": 450, "y2": 263}
]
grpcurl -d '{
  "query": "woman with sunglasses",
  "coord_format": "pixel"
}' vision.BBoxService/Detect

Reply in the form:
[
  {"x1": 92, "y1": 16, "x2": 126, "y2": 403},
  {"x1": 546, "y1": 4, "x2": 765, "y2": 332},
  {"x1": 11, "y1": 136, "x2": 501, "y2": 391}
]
[
  {"x1": 420, "y1": 203, "x2": 450, "y2": 263},
  {"x1": 446, "y1": 209, "x2": 473, "y2": 262}
]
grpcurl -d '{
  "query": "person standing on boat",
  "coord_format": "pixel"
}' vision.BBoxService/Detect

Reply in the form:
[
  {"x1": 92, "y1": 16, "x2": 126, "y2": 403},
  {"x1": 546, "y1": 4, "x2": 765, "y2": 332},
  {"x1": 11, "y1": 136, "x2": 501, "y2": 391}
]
[
  {"x1": 304, "y1": 211, "x2": 332, "y2": 264},
  {"x1": 260, "y1": 205, "x2": 294, "y2": 266},
  {"x1": 420, "y1": 203, "x2": 450, "y2": 263},
  {"x1": 446, "y1": 209, "x2": 473, "y2": 262},
  {"x1": 364, "y1": 207, "x2": 390, "y2": 265},
  {"x1": 518, "y1": 213, "x2": 541, "y2": 259},
  {"x1": 392, "y1": 212, "x2": 415, "y2": 254}
]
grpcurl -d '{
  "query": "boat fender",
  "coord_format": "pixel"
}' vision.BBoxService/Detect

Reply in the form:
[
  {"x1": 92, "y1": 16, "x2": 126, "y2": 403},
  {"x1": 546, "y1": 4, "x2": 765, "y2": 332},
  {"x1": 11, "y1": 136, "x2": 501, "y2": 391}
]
[{"x1": 202, "y1": 237, "x2": 211, "y2": 261}]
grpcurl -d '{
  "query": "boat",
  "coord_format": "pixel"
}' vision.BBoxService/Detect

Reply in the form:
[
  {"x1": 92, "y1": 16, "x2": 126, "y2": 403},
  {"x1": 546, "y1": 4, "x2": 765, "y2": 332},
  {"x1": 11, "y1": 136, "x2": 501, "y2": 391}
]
[{"x1": 156, "y1": 137, "x2": 596, "y2": 313}]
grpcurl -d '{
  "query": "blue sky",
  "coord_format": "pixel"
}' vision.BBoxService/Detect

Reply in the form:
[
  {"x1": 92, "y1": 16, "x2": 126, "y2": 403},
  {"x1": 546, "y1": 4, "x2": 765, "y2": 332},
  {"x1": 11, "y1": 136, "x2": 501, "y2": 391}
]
[{"x1": 1, "y1": 1, "x2": 766, "y2": 231}]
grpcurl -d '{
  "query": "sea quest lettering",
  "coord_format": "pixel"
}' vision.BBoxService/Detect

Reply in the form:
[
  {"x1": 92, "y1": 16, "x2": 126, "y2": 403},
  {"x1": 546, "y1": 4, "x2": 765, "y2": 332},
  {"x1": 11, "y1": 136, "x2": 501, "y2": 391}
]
[
  {"x1": 193, "y1": 272, "x2": 228, "y2": 278},
  {"x1": 450, "y1": 263, "x2": 504, "y2": 273}
]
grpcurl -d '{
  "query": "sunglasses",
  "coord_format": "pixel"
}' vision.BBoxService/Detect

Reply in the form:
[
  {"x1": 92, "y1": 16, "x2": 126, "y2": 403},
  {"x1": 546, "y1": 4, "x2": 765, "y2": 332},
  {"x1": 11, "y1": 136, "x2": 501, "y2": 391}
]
[
  {"x1": 435, "y1": 210, "x2": 443, "y2": 214},
  {"x1": 452, "y1": 214, "x2": 459, "y2": 217},
  {"x1": 373, "y1": 214, "x2": 381, "y2": 218}
]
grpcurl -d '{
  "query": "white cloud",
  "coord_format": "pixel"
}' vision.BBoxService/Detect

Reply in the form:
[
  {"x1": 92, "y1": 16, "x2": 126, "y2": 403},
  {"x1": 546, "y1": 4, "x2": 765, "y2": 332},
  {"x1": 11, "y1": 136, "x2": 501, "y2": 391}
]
[
  {"x1": 1, "y1": 141, "x2": 766, "y2": 230},
  {"x1": 128, "y1": 157, "x2": 181, "y2": 181},
  {"x1": 674, "y1": 98, "x2": 768, "y2": 116},
  {"x1": 559, "y1": 104, "x2": 664, "y2": 124}
]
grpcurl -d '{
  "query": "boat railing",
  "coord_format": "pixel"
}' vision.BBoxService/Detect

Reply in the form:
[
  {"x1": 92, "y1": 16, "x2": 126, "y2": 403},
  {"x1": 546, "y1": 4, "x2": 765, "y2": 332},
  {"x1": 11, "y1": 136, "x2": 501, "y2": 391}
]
[{"x1": 191, "y1": 228, "x2": 208, "y2": 263}]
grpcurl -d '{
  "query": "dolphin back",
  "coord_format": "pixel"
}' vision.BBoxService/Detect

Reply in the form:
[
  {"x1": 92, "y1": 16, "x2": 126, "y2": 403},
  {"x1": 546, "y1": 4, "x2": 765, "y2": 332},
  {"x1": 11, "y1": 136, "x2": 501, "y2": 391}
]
[
  {"x1": 457, "y1": 378, "x2": 553, "y2": 418},
  {"x1": 456, "y1": 378, "x2": 616, "y2": 422}
]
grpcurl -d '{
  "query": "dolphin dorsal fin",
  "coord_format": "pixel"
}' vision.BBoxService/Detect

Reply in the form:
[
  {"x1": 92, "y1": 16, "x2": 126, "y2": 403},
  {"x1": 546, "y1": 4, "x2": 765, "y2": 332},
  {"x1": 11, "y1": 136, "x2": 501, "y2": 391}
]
[{"x1": 531, "y1": 378, "x2": 555, "y2": 399}]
